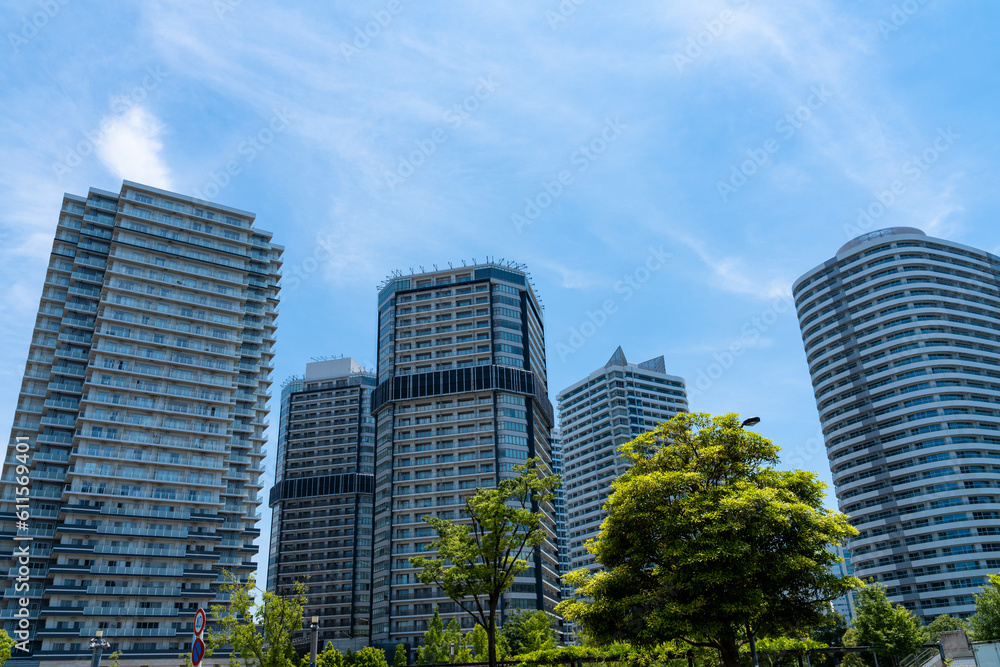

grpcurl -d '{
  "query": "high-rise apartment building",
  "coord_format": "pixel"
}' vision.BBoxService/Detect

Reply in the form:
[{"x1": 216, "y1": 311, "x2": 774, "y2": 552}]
[
  {"x1": 267, "y1": 358, "x2": 377, "y2": 651},
  {"x1": 0, "y1": 182, "x2": 281, "y2": 663},
  {"x1": 557, "y1": 347, "x2": 687, "y2": 574},
  {"x1": 794, "y1": 227, "x2": 1000, "y2": 620},
  {"x1": 549, "y1": 428, "x2": 577, "y2": 645},
  {"x1": 369, "y1": 263, "x2": 559, "y2": 649}
]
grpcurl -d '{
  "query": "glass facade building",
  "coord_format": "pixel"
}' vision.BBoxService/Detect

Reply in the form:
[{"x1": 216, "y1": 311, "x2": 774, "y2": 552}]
[
  {"x1": 0, "y1": 181, "x2": 281, "y2": 663},
  {"x1": 794, "y1": 227, "x2": 1000, "y2": 620},
  {"x1": 267, "y1": 358, "x2": 377, "y2": 651},
  {"x1": 369, "y1": 263, "x2": 559, "y2": 649}
]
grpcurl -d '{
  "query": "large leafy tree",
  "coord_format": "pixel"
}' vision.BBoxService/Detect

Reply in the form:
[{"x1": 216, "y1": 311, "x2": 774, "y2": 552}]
[
  {"x1": 559, "y1": 412, "x2": 858, "y2": 667},
  {"x1": 410, "y1": 458, "x2": 559, "y2": 667},
  {"x1": 847, "y1": 581, "x2": 927, "y2": 661},
  {"x1": 501, "y1": 610, "x2": 556, "y2": 656},
  {"x1": 971, "y1": 573, "x2": 1000, "y2": 641},
  {"x1": 204, "y1": 571, "x2": 307, "y2": 667}
]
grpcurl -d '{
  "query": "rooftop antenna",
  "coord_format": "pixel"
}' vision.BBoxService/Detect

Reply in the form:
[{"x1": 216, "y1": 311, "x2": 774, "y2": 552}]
[
  {"x1": 419, "y1": 265, "x2": 425, "y2": 272},
  {"x1": 433, "y1": 264, "x2": 438, "y2": 271},
  {"x1": 448, "y1": 262, "x2": 453, "y2": 269},
  {"x1": 461, "y1": 260, "x2": 467, "y2": 267},
  {"x1": 472, "y1": 257, "x2": 476, "y2": 264},
  {"x1": 409, "y1": 268, "x2": 414, "y2": 275}
]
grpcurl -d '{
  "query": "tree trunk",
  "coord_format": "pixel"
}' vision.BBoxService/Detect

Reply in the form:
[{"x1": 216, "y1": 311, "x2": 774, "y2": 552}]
[
  {"x1": 487, "y1": 607, "x2": 498, "y2": 667},
  {"x1": 719, "y1": 637, "x2": 742, "y2": 667}
]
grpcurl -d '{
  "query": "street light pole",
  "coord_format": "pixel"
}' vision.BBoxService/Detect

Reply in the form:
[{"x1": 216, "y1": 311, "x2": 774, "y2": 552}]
[
  {"x1": 89, "y1": 630, "x2": 111, "y2": 667},
  {"x1": 739, "y1": 416, "x2": 761, "y2": 667},
  {"x1": 310, "y1": 615, "x2": 319, "y2": 667}
]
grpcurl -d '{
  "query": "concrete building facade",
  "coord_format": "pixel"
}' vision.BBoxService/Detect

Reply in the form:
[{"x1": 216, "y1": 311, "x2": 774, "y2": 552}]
[
  {"x1": 556, "y1": 347, "x2": 687, "y2": 574},
  {"x1": 0, "y1": 181, "x2": 281, "y2": 663},
  {"x1": 794, "y1": 227, "x2": 1000, "y2": 620}
]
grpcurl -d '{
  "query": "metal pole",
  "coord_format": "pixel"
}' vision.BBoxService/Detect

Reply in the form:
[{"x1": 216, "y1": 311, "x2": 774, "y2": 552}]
[
  {"x1": 90, "y1": 630, "x2": 108, "y2": 667},
  {"x1": 687, "y1": 650, "x2": 695, "y2": 667},
  {"x1": 749, "y1": 628, "x2": 760, "y2": 667},
  {"x1": 310, "y1": 616, "x2": 320, "y2": 667},
  {"x1": 872, "y1": 650, "x2": 879, "y2": 667}
]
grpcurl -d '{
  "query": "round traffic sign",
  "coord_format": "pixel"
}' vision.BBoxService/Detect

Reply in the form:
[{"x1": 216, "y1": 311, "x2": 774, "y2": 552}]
[
  {"x1": 192, "y1": 637, "x2": 206, "y2": 666},
  {"x1": 193, "y1": 608, "x2": 206, "y2": 635}
]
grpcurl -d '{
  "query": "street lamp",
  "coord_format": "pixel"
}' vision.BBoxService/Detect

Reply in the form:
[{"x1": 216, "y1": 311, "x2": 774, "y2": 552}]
[
  {"x1": 738, "y1": 415, "x2": 761, "y2": 667},
  {"x1": 310, "y1": 615, "x2": 320, "y2": 667},
  {"x1": 89, "y1": 630, "x2": 111, "y2": 667}
]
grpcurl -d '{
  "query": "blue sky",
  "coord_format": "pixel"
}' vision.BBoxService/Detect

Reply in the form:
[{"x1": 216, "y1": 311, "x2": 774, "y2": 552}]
[{"x1": 2, "y1": 0, "x2": 997, "y2": 582}]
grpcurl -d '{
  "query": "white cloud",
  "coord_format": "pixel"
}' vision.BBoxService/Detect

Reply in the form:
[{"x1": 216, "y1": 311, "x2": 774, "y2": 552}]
[{"x1": 95, "y1": 106, "x2": 173, "y2": 189}]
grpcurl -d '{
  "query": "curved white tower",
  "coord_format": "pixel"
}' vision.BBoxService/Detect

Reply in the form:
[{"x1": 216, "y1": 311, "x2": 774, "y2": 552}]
[{"x1": 794, "y1": 227, "x2": 1000, "y2": 620}]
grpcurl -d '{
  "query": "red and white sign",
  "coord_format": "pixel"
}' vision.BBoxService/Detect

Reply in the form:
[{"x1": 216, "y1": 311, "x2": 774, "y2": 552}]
[{"x1": 192, "y1": 608, "x2": 207, "y2": 666}]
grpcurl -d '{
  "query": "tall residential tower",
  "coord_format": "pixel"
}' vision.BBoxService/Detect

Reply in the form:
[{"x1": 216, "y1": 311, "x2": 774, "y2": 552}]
[
  {"x1": 267, "y1": 358, "x2": 377, "y2": 651},
  {"x1": 557, "y1": 347, "x2": 687, "y2": 574},
  {"x1": 370, "y1": 263, "x2": 559, "y2": 649},
  {"x1": 1, "y1": 182, "x2": 281, "y2": 663},
  {"x1": 794, "y1": 227, "x2": 1000, "y2": 620}
]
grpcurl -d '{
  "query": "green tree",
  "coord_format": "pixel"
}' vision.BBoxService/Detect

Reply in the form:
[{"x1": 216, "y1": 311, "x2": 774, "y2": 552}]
[
  {"x1": 203, "y1": 571, "x2": 307, "y2": 667},
  {"x1": 559, "y1": 413, "x2": 858, "y2": 667},
  {"x1": 417, "y1": 608, "x2": 452, "y2": 665},
  {"x1": 501, "y1": 611, "x2": 556, "y2": 656},
  {"x1": 848, "y1": 581, "x2": 927, "y2": 662},
  {"x1": 394, "y1": 644, "x2": 408, "y2": 667},
  {"x1": 808, "y1": 610, "x2": 850, "y2": 667},
  {"x1": 445, "y1": 618, "x2": 472, "y2": 663},
  {"x1": 411, "y1": 459, "x2": 559, "y2": 667},
  {"x1": 0, "y1": 630, "x2": 15, "y2": 667},
  {"x1": 925, "y1": 614, "x2": 969, "y2": 639},
  {"x1": 355, "y1": 647, "x2": 390, "y2": 667},
  {"x1": 810, "y1": 610, "x2": 849, "y2": 648},
  {"x1": 471, "y1": 624, "x2": 489, "y2": 661},
  {"x1": 318, "y1": 642, "x2": 347, "y2": 667},
  {"x1": 971, "y1": 573, "x2": 1000, "y2": 641}
]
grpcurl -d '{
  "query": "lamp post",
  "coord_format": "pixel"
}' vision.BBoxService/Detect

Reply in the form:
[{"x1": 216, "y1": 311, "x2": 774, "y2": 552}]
[
  {"x1": 89, "y1": 630, "x2": 111, "y2": 667},
  {"x1": 739, "y1": 416, "x2": 761, "y2": 667},
  {"x1": 310, "y1": 615, "x2": 320, "y2": 667}
]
